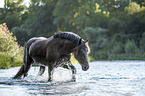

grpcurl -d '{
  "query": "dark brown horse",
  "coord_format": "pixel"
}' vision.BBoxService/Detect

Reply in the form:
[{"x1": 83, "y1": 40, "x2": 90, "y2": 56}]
[{"x1": 13, "y1": 32, "x2": 90, "y2": 81}]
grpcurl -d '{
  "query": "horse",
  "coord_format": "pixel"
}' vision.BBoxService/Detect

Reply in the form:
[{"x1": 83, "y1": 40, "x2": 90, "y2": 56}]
[{"x1": 13, "y1": 32, "x2": 90, "y2": 82}]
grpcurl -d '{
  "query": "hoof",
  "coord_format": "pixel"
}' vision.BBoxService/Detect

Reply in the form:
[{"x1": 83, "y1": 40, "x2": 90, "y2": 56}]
[
  {"x1": 71, "y1": 76, "x2": 76, "y2": 82},
  {"x1": 48, "y1": 79, "x2": 52, "y2": 82},
  {"x1": 71, "y1": 79, "x2": 76, "y2": 82},
  {"x1": 24, "y1": 73, "x2": 28, "y2": 77}
]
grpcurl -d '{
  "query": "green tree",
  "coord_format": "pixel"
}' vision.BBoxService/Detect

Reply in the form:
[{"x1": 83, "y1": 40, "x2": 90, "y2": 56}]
[
  {"x1": 140, "y1": 32, "x2": 145, "y2": 53},
  {"x1": 122, "y1": 4, "x2": 145, "y2": 46},
  {"x1": 23, "y1": 0, "x2": 57, "y2": 37},
  {"x1": 96, "y1": 0, "x2": 130, "y2": 16},
  {"x1": 53, "y1": 0, "x2": 109, "y2": 33},
  {"x1": 132, "y1": 0, "x2": 145, "y2": 7},
  {"x1": 12, "y1": 26, "x2": 29, "y2": 45},
  {"x1": 124, "y1": 2, "x2": 145, "y2": 15},
  {"x1": 108, "y1": 17, "x2": 122, "y2": 35},
  {"x1": 0, "y1": 0, "x2": 27, "y2": 30},
  {"x1": 124, "y1": 40, "x2": 139, "y2": 55},
  {"x1": 83, "y1": 27, "x2": 108, "y2": 59}
]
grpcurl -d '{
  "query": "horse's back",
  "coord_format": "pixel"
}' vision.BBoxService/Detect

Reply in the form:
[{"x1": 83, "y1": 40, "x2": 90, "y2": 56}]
[{"x1": 26, "y1": 37, "x2": 47, "y2": 46}]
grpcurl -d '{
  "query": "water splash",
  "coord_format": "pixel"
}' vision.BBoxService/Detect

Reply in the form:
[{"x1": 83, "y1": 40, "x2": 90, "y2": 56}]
[
  {"x1": 52, "y1": 67, "x2": 72, "y2": 82},
  {"x1": 22, "y1": 66, "x2": 72, "y2": 82}
]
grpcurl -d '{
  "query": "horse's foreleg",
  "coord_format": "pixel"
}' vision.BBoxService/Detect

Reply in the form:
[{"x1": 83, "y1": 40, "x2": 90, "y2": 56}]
[
  {"x1": 48, "y1": 64, "x2": 53, "y2": 82},
  {"x1": 62, "y1": 62, "x2": 77, "y2": 82},
  {"x1": 69, "y1": 62, "x2": 76, "y2": 82},
  {"x1": 38, "y1": 66, "x2": 45, "y2": 76}
]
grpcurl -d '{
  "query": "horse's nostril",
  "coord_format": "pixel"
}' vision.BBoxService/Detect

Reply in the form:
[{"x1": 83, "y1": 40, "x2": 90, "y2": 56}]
[{"x1": 82, "y1": 66, "x2": 89, "y2": 71}]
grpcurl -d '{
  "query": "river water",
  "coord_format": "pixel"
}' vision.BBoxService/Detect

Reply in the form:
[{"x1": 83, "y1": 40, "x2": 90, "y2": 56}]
[{"x1": 0, "y1": 61, "x2": 145, "y2": 96}]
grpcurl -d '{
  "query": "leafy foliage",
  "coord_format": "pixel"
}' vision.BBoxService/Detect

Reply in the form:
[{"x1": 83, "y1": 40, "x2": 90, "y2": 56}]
[
  {"x1": 22, "y1": 0, "x2": 57, "y2": 37},
  {"x1": 83, "y1": 27, "x2": 108, "y2": 59},
  {"x1": 1, "y1": 0, "x2": 145, "y2": 63},
  {"x1": 0, "y1": 0, "x2": 26, "y2": 30},
  {"x1": 12, "y1": 26, "x2": 29, "y2": 45},
  {"x1": 124, "y1": 40, "x2": 139, "y2": 55},
  {"x1": 125, "y1": 2, "x2": 145, "y2": 15},
  {"x1": 0, "y1": 23, "x2": 23, "y2": 69}
]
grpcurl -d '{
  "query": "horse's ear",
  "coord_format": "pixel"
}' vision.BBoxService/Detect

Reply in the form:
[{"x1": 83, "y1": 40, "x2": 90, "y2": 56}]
[{"x1": 84, "y1": 38, "x2": 89, "y2": 43}]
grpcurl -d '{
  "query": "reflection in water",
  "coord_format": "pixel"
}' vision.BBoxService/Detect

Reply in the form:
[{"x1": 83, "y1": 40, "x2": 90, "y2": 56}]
[
  {"x1": 0, "y1": 78, "x2": 90, "y2": 95},
  {"x1": 25, "y1": 82, "x2": 90, "y2": 95},
  {"x1": 0, "y1": 61, "x2": 145, "y2": 96}
]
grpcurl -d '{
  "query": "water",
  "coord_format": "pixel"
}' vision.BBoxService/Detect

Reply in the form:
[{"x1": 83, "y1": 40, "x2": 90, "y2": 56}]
[{"x1": 0, "y1": 61, "x2": 145, "y2": 96}]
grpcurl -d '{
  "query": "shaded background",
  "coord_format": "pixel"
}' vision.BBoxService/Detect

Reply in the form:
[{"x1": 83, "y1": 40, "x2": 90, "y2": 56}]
[{"x1": 1, "y1": 0, "x2": 145, "y2": 68}]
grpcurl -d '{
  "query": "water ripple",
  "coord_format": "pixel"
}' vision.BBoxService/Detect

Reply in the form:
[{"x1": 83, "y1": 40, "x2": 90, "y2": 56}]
[{"x1": 90, "y1": 77, "x2": 130, "y2": 80}]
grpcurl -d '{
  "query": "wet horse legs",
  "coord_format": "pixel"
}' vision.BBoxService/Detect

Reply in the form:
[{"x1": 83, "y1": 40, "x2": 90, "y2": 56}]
[
  {"x1": 38, "y1": 66, "x2": 45, "y2": 76},
  {"x1": 62, "y1": 62, "x2": 76, "y2": 82},
  {"x1": 38, "y1": 62, "x2": 76, "y2": 82},
  {"x1": 13, "y1": 55, "x2": 33, "y2": 79},
  {"x1": 38, "y1": 65, "x2": 53, "y2": 82},
  {"x1": 48, "y1": 64, "x2": 54, "y2": 82},
  {"x1": 69, "y1": 64, "x2": 77, "y2": 82}
]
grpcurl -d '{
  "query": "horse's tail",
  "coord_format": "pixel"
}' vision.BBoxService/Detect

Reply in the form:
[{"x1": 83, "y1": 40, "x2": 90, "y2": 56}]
[
  {"x1": 13, "y1": 45, "x2": 28, "y2": 79},
  {"x1": 13, "y1": 64, "x2": 25, "y2": 79},
  {"x1": 13, "y1": 38, "x2": 36, "y2": 79}
]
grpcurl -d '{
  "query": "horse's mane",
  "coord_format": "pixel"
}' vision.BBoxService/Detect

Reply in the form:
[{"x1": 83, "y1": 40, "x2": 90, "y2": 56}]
[{"x1": 53, "y1": 32, "x2": 81, "y2": 45}]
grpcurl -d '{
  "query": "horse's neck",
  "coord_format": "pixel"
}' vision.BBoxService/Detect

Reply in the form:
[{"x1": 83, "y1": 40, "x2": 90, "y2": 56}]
[
  {"x1": 60, "y1": 39, "x2": 77, "y2": 54},
  {"x1": 46, "y1": 38, "x2": 76, "y2": 61}
]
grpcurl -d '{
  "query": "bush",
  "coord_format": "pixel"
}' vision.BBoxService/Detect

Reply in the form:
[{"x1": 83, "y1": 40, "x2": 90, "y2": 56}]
[
  {"x1": 83, "y1": 27, "x2": 108, "y2": 59},
  {"x1": 108, "y1": 53, "x2": 145, "y2": 60},
  {"x1": 124, "y1": 40, "x2": 139, "y2": 55},
  {"x1": 111, "y1": 42, "x2": 124, "y2": 54},
  {"x1": 124, "y1": 2, "x2": 145, "y2": 15},
  {"x1": 0, "y1": 52, "x2": 11, "y2": 69},
  {"x1": 108, "y1": 17, "x2": 121, "y2": 34},
  {"x1": 12, "y1": 26, "x2": 29, "y2": 46},
  {"x1": 0, "y1": 23, "x2": 23, "y2": 69},
  {"x1": 140, "y1": 32, "x2": 145, "y2": 53}
]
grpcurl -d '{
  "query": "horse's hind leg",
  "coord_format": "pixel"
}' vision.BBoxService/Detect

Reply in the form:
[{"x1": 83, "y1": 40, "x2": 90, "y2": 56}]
[
  {"x1": 23, "y1": 57, "x2": 33, "y2": 77},
  {"x1": 38, "y1": 66, "x2": 45, "y2": 76},
  {"x1": 13, "y1": 64, "x2": 25, "y2": 79},
  {"x1": 13, "y1": 45, "x2": 33, "y2": 79},
  {"x1": 13, "y1": 55, "x2": 33, "y2": 79}
]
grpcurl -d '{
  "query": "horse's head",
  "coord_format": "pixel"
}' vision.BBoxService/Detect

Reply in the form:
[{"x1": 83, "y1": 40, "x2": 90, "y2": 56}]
[{"x1": 74, "y1": 38, "x2": 90, "y2": 71}]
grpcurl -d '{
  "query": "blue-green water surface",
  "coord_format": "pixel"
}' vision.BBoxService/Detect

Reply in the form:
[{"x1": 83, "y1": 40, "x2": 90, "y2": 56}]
[{"x1": 0, "y1": 61, "x2": 145, "y2": 96}]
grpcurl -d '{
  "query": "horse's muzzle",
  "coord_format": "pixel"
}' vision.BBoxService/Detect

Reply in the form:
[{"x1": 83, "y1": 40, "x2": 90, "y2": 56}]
[{"x1": 82, "y1": 64, "x2": 89, "y2": 71}]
